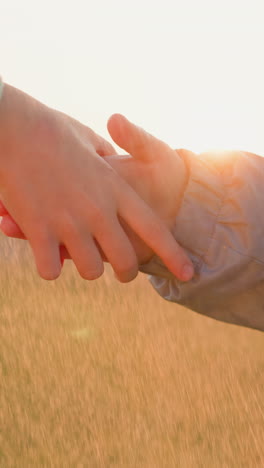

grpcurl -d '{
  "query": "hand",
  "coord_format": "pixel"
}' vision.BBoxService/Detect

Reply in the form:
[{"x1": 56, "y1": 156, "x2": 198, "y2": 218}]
[
  {"x1": 0, "y1": 113, "x2": 195, "y2": 280},
  {"x1": 104, "y1": 114, "x2": 194, "y2": 265},
  {"x1": 0, "y1": 89, "x2": 194, "y2": 282}
]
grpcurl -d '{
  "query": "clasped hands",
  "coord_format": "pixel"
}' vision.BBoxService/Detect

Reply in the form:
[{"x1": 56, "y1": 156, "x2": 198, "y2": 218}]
[{"x1": 0, "y1": 85, "x2": 194, "y2": 282}]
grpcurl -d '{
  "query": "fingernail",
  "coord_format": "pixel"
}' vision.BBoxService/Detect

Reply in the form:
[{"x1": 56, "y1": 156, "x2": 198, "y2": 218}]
[{"x1": 181, "y1": 264, "x2": 194, "y2": 281}]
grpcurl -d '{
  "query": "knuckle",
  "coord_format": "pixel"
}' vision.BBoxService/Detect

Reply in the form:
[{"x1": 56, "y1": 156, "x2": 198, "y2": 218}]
[
  {"x1": 88, "y1": 204, "x2": 113, "y2": 233},
  {"x1": 106, "y1": 142, "x2": 116, "y2": 155},
  {"x1": 51, "y1": 212, "x2": 75, "y2": 237},
  {"x1": 31, "y1": 221, "x2": 56, "y2": 245},
  {"x1": 98, "y1": 140, "x2": 116, "y2": 156},
  {"x1": 89, "y1": 204, "x2": 104, "y2": 227},
  {"x1": 32, "y1": 222, "x2": 49, "y2": 239}
]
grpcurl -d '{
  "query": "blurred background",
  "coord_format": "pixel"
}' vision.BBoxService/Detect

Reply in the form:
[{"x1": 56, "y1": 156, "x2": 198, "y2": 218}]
[
  {"x1": 1, "y1": 0, "x2": 264, "y2": 154},
  {"x1": 1, "y1": 1, "x2": 264, "y2": 467}
]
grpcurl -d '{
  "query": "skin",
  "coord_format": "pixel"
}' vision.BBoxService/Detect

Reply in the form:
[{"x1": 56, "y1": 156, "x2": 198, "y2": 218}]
[
  {"x1": 0, "y1": 113, "x2": 194, "y2": 280},
  {"x1": 0, "y1": 87, "x2": 194, "y2": 282}
]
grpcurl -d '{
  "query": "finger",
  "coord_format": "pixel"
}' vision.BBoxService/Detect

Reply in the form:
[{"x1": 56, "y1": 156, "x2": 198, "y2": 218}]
[
  {"x1": 0, "y1": 211, "x2": 73, "y2": 269},
  {"x1": 176, "y1": 148, "x2": 197, "y2": 159},
  {"x1": 59, "y1": 245, "x2": 72, "y2": 268},
  {"x1": 59, "y1": 245, "x2": 72, "y2": 267},
  {"x1": 0, "y1": 200, "x2": 9, "y2": 215},
  {"x1": 59, "y1": 245, "x2": 65, "y2": 267},
  {"x1": 95, "y1": 218, "x2": 138, "y2": 283},
  {"x1": 66, "y1": 114, "x2": 118, "y2": 157},
  {"x1": 118, "y1": 190, "x2": 193, "y2": 282},
  {"x1": 95, "y1": 138, "x2": 118, "y2": 157},
  {"x1": 101, "y1": 155, "x2": 140, "y2": 191},
  {"x1": 107, "y1": 114, "x2": 173, "y2": 162},
  {"x1": 0, "y1": 215, "x2": 69, "y2": 271},
  {"x1": 29, "y1": 229, "x2": 62, "y2": 280},
  {"x1": 0, "y1": 216, "x2": 69, "y2": 269},
  {"x1": 0, "y1": 215, "x2": 26, "y2": 239},
  {"x1": 65, "y1": 230, "x2": 104, "y2": 280},
  {"x1": 59, "y1": 245, "x2": 71, "y2": 260}
]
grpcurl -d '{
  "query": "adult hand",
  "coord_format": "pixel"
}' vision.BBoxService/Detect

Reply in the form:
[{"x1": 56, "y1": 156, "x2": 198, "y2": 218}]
[
  {"x1": 0, "y1": 111, "x2": 194, "y2": 281},
  {"x1": 0, "y1": 88, "x2": 193, "y2": 282}
]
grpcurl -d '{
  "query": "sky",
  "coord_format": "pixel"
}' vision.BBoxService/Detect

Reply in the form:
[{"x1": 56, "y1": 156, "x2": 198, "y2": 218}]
[{"x1": 1, "y1": 0, "x2": 264, "y2": 155}]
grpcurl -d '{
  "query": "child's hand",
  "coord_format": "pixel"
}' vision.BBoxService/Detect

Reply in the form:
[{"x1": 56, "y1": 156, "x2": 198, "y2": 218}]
[
  {"x1": 0, "y1": 113, "x2": 194, "y2": 280},
  {"x1": 0, "y1": 86, "x2": 194, "y2": 282},
  {"x1": 104, "y1": 114, "x2": 193, "y2": 265}
]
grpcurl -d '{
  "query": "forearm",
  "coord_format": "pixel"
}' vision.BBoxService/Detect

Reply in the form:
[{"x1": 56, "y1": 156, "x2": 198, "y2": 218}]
[
  {"x1": 140, "y1": 149, "x2": 264, "y2": 332},
  {"x1": 0, "y1": 76, "x2": 3, "y2": 101},
  {"x1": 0, "y1": 82, "x2": 53, "y2": 155}
]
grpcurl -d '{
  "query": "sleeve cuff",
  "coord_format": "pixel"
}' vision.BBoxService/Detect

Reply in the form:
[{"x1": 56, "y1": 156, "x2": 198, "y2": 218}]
[{"x1": 139, "y1": 150, "x2": 232, "y2": 278}]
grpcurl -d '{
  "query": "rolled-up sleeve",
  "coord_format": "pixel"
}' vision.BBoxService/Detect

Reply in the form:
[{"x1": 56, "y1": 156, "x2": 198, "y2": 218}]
[{"x1": 140, "y1": 150, "x2": 264, "y2": 331}]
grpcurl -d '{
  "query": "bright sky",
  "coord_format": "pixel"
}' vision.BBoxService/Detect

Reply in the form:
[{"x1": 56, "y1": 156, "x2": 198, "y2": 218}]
[{"x1": 1, "y1": 0, "x2": 264, "y2": 154}]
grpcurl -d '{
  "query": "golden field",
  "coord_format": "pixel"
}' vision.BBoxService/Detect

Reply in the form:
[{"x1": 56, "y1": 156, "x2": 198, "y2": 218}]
[{"x1": 0, "y1": 235, "x2": 264, "y2": 467}]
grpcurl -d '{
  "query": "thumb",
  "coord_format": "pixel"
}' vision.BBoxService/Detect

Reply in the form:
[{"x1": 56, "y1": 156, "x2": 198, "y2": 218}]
[{"x1": 107, "y1": 114, "x2": 174, "y2": 162}]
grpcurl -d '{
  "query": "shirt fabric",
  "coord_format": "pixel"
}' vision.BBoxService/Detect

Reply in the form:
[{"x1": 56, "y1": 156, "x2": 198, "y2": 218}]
[{"x1": 140, "y1": 150, "x2": 264, "y2": 332}]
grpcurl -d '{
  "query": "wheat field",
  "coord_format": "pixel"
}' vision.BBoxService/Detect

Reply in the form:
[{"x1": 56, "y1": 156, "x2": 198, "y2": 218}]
[{"x1": 0, "y1": 235, "x2": 264, "y2": 467}]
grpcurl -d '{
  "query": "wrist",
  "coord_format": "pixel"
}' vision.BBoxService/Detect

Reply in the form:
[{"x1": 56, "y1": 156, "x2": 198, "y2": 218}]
[
  {"x1": 0, "y1": 83, "x2": 56, "y2": 160},
  {"x1": 0, "y1": 83, "x2": 27, "y2": 153}
]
